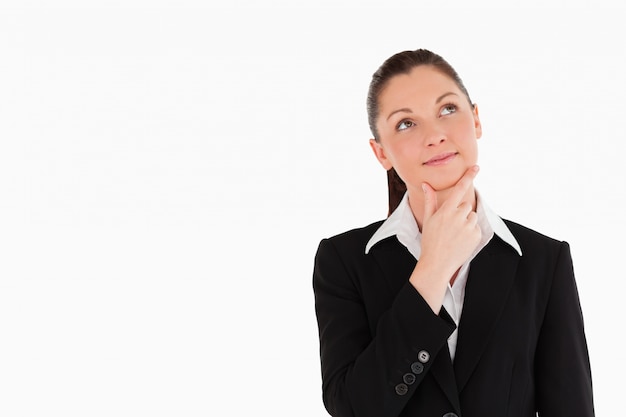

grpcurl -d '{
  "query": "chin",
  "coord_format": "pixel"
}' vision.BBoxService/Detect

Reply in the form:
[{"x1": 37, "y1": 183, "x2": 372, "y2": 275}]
[
  {"x1": 429, "y1": 164, "x2": 473, "y2": 191},
  {"x1": 430, "y1": 181, "x2": 458, "y2": 192},
  {"x1": 428, "y1": 174, "x2": 463, "y2": 192}
]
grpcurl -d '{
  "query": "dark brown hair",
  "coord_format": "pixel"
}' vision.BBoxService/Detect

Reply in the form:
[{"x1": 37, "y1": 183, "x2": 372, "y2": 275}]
[{"x1": 366, "y1": 49, "x2": 473, "y2": 216}]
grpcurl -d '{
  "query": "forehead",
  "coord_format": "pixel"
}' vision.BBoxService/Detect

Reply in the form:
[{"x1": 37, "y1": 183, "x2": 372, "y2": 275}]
[{"x1": 378, "y1": 66, "x2": 460, "y2": 112}]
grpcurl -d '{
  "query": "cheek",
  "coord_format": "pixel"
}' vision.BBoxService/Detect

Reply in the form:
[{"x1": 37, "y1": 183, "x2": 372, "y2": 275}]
[
  {"x1": 389, "y1": 145, "x2": 419, "y2": 173},
  {"x1": 466, "y1": 143, "x2": 479, "y2": 167},
  {"x1": 387, "y1": 142, "x2": 426, "y2": 180},
  {"x1": 395, "y1": 137, "x2": 423, "y2": 157},
  {"x1": 456, "y1": 124, "x2": 480, "y2": 152}
]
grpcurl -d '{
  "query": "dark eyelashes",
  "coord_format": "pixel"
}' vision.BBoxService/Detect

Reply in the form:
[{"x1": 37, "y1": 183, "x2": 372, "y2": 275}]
[
  {"x1": 395, "y1": 103, "x2": 459, "y2": 131},
  {"x1": 396, "y1": 119, "x2": 415, "y2": 131}
]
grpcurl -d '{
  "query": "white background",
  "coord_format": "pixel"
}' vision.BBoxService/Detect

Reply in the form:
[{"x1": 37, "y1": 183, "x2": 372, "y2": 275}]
[{"x1": 1, "y1": 1, "x2": 624, "y2": 416}]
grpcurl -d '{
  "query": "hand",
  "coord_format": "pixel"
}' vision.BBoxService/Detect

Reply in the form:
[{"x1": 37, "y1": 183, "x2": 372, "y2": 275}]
[{"x1": 409, "y1": 166, "x2": 482, "y2": 312}]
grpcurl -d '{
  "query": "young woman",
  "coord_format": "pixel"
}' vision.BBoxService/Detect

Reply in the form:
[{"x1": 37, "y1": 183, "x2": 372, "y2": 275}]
[{"x1": 312, "y1": 49, "x2": 594, "y2": 417}]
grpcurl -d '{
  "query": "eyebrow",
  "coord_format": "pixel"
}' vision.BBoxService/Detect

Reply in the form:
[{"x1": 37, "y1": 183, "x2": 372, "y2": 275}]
[
  {"x1": 385, "y1": 92, "x2": 460, "y2": 121},
  {"x1": 436, "y1": 92, "x2": 459, "y2": 104}
]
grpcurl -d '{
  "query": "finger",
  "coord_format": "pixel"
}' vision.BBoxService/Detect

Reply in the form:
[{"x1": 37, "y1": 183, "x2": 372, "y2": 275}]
[
  {"x1": 422, "y1": 182, "x2": 438, "y2": 221},
  {"x1": 466, "y1": 211, "x2": 478, "y2": 226},
  {"x1": 445, "y1": 165, "x2": 479, "y2": 209},
  {"x1": 457, "y1": 201, "x2": 474, "y2": 217}
]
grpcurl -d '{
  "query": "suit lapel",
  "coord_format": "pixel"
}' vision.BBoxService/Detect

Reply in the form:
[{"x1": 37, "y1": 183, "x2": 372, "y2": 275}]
[
  {"x1": 370, "y1": 238, "x2": 461, "y2": 413},
  {"x1": 453, "y1": 235, "x2": 520, "y2": 392},
  {"x1": 369, "y1": 236, "x2": 416, "y2": 297}
]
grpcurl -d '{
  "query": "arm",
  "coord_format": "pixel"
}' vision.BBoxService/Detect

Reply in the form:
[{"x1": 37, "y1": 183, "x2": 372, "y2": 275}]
[
  {"x1": 313, "y1": 238, "x2": 455, "y2": 417},
  {"x1": 535, "y1": 242, "x2": 594, "y2": 416},
  {"x1": 313, "y1": 167, "x2": 483, "y2": 416}
]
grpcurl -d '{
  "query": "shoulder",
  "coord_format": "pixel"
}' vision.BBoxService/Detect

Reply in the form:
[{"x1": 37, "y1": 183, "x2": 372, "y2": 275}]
[
  {"x1": 502, "y1": 218, "x2": 571, "y2": 262},
  {"x1": 503, "y1": 218, "x2": 563, "y2": 246},
  {"x1": 314, "y1": 220, "x2": 386, "y2": 264},
  {"x1": 319, "y1": 220, "x2": 385, "y2": 252},
  {"x1": 313, "y1": 220, "x2": 388, "y2": 286}
]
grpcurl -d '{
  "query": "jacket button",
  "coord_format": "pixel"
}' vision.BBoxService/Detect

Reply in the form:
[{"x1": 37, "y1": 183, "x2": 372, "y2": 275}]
[
  {"x1": 418, "y1": 350, "x2": 430, "y2": 363},
  {"x1": 442, "y1": 413, "x2": 458, "y2": 417},
  {"x1": 395, "y1": 383, "x2": 408, "y2": 395},
  {"x1": 402, "y1": 373, "x2": 416, "y2": 385},
  {"x1": 411, "y1": 362, "x2": 424, "y2": 374}
]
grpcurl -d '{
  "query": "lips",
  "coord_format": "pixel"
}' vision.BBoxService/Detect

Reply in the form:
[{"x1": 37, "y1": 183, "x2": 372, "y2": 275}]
[{"x1": 423, "y1": 152, "x2": 458, "y2": 166}]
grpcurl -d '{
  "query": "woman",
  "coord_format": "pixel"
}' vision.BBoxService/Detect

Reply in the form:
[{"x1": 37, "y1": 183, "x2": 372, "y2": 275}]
[{"x1": 312, "y1": 49, "x2": 594, "y2": 417}]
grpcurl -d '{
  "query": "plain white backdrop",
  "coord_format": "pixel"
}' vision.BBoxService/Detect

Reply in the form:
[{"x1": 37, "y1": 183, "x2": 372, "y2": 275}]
[{"x1": 1, "y1": 1, "x2": 624, "y2": 416}]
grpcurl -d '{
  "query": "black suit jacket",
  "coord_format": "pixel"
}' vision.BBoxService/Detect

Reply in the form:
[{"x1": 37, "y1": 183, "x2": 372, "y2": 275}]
[{"x1": 313, "y1": 218, "x2": 594, "y2": 417}]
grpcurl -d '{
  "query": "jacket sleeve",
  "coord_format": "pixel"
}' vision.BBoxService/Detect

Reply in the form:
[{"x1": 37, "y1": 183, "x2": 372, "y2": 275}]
[
  {"x1": 534, "y1": 241, "x2": 595, "y2": 416},
  {"x1": 313, "y1": 238, "x2": 456, "y2": 417}
]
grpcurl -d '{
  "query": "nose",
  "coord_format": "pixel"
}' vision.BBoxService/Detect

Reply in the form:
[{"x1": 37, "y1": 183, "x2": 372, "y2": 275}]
[
  {"x1": 427, "y1": 137, "x2": 446, "y2": 147},
  {"x1": 424, "y1": 124, "x2": 446, "y2": 147}
]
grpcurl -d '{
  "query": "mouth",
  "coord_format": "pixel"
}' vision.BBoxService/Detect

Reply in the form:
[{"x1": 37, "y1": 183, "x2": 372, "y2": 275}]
[{"x1": 423, "y1": 152, "x2": 458, "y2": 166}]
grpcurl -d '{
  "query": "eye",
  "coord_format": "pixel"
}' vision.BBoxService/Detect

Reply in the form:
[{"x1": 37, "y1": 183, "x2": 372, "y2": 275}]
[
  {"x1": 396, "y1": 120, "x2": 415, "y2": 131},
  {"x1": 440, "y1": 104, "x2": 457, "y2": 116}
]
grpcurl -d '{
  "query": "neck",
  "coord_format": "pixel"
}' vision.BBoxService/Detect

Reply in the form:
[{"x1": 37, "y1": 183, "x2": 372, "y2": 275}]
[{"x1": 407, "y1": 184, "x2": 477, "y2": 231}]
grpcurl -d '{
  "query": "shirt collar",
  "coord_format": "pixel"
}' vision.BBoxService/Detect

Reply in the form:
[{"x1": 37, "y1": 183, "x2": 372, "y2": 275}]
[
  {"x1": 365, "y1": 190, "x2": 522, "y2": 256},
  {"x1": 365, "y1": 192, "x2": 416, "y2": 254}
]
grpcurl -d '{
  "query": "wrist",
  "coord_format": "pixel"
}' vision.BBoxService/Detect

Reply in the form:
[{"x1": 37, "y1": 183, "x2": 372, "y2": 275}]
[{"x1": 409, "y1": 260, "x2": 450, "y2": 314}]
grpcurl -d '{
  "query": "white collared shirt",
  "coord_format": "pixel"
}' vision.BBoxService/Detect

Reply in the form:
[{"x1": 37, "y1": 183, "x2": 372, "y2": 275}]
[{"x1": 365, "y1": 191, "x2": 522, "y2": 362}]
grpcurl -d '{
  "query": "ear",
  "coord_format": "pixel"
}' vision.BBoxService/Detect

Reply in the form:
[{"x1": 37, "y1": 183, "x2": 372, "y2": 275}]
[
  {"x1": 369, "y1": 138, "x2": 394, "y2": 170},
  {"x1": 473, "y1": 104, "x2": 482, "y2": 139}
]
